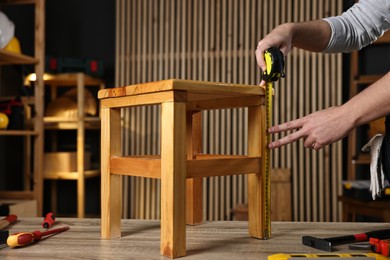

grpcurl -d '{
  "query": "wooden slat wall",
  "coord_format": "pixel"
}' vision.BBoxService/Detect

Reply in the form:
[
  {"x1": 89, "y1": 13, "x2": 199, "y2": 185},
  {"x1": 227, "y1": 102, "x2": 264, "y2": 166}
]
[{"x1": 115, "y1": 0, "x2": 343, "y2": 221}]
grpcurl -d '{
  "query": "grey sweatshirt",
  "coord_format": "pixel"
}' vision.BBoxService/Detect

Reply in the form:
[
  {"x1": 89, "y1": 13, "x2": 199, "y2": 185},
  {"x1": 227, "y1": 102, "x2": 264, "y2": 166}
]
[{"x1": 323, "y1": 0, "x2": 390, "y2": 53}]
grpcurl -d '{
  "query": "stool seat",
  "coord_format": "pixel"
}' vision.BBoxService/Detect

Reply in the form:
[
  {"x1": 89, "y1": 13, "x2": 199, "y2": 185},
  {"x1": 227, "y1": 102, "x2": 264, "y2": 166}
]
[{"x1": 98, "y1": 79, "x2": 269, "y2": 258}]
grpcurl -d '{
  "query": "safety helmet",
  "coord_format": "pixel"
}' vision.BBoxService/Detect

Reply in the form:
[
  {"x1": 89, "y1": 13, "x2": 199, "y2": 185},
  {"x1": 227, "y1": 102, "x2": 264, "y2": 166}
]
[
  {"x1": 4, "y1": 37, "x2": 21, "y2": 54},
  {"x1": 0, "y1": 11, "x2": 15, "y2": 48}
]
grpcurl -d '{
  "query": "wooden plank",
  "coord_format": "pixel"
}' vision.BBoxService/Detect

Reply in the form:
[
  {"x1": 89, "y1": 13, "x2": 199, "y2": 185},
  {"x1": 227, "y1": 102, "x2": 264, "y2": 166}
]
[
  {"x1": 101, "y1": 107, "x2": 122, "y2": 239},
  {"x1": 160, "y1": 102, "x2": 186, "y2": 258},
  {"x1": 186, "y1": 111, "x2": 203, "y2": 225},
  {"x1": 100, "y1": 91, "x2": 182, "y2": 109},
  {"x1": 110, "y1": 156, "x2": 160, "y2": 178},
  {"x1": 187, "y1": 96, "x2": 263, "y2": 117},
  {"x1": 98, "y1": 79, "x2": 263, "y2": 99},
  {"x1": 187, "y1": 157, "x2": 261, "y2": 178},
  {"x1": 77, "y1": 73, "x2": 86, "y2": 218},
  {"x1": 0, "y1": 50, "x2": 38, "y2": 65},
  {"x1": 247, "y1": 104, "x2": 264, "y2": 238}
]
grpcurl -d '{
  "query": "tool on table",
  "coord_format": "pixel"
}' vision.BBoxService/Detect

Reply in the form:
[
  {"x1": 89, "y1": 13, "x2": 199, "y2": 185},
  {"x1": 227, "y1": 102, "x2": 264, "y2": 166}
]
[
  {"x1": 261, "y1": 47, "x2": 285, "y2": 238},
  {"x1": 42, "y1": 212, "x2": 55, "y2": 229},
  {"x1": 370, "y1": 238, "x2": 390, "y2": 257},
  {"x1": 7, "y1": 226, "x2": 69, "y2": 248},
  {"x1": 268, "y1": 252, "x2": 388, "y2": 260},
  {"x1": 350, "y1": 238, "x2": 390, "y2": 257},
  {"x1": 0, "y1": 214, "x2": 17, "y2": 230},
  {"x1": 302, "y1": 229, "x2": 390, "y2": 252}
]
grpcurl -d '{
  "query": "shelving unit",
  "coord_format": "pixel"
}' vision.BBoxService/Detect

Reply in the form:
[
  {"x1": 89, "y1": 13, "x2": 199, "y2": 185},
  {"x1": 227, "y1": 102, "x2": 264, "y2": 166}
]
[
  {"x1": 41, "y1": 72, "x2": 104, "y2": 218},
  {"x1": 0, "y1": 0, "x2": 44, "y2": 216},
  {"x1": 343, "y1": 30, "x2": 390, "y2": 221}
]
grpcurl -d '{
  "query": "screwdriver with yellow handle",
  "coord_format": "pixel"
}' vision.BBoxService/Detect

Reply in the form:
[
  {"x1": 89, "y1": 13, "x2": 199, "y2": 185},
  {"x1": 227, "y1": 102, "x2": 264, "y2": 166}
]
[{"x1": 7, "y1": 226, "x2": 69, "y2": 248}]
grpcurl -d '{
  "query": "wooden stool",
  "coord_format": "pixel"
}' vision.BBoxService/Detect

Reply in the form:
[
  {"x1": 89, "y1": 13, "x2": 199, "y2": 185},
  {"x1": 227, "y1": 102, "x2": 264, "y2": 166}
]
[{"x1": 98, "y1": 79, "x2": 268, "y2": 258}]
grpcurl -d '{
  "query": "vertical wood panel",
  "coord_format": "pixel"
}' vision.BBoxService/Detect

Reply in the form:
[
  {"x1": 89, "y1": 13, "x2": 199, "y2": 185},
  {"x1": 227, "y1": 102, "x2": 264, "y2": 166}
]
[{"x1": 116, "y1": 0, "x2": 343, "y2": 222}]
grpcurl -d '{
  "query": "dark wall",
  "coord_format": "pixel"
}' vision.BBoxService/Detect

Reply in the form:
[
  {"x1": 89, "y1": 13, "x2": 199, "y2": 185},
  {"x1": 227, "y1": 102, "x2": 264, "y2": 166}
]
[{"x1": 45, "y1": 0, "x2": 115, "y2": 87}]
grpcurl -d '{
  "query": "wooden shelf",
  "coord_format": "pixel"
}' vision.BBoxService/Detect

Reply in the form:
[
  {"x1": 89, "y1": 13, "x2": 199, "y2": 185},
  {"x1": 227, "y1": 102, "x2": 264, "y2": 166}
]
[
  {"x1": 43, "y1": 72, "x2": 104, "y2": 218},
  {"x1": 0, "y1": 0, "x2": 44, "y2": 216},
  {"x1": 44, "y1": 169, "x2": 100, "y2": 180},
  {"x1": 0, "y1": 49, "x2": 39, "y2": 65},
  {"x1": 374, "y1": 30, "x2": 390, "y2": 44},
  {"x1": 353, "y1": 75, "x2": 383, "y2": 85},
  {"x1": 44, "y1": 117, "x2": 100, "y2": 130},
  {"x1": 0, "y1": 190, "x2": 34, "y2": 199},
  {"x1": 0, "y1": 0, "x2": 38, "y2": 5},
  {"x1": 0, "y1": 129, "x2": 38, "y2": 136},
  {"x1": 352, "y1": 153, "x2": 370, "y2": 165}
]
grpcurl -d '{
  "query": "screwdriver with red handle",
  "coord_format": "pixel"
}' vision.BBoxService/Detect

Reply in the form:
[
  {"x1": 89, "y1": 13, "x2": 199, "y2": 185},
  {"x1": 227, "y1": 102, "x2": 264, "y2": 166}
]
[
  {"x1": 42, "y1": 212, "x2": 55, "y2": 229},
  {"x1": 7, "y1": 226, "x2": 69, "y2": 248},
  {"x1": 0, "y1": 215, "x2": 17, "y2": 230}
]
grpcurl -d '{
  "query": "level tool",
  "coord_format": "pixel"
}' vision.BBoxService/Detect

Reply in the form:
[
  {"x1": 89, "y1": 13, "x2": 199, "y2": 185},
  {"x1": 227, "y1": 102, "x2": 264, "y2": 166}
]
[
  {"x1": 261, "y1": 47, "x2": 285, "y2": 238},
  {"x1": 268, "y1": 252, "x2": 388, "y2": 260}
]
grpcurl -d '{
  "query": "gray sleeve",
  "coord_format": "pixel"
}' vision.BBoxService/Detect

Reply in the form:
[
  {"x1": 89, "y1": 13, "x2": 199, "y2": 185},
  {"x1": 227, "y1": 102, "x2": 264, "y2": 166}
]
[{"x1": 322, "y1": 0, "x2": 390, "y2": 53}]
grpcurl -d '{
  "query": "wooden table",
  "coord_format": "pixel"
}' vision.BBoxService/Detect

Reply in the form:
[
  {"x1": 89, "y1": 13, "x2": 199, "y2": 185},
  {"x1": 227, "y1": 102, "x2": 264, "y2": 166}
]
[{"x1": 1, "y1": 218, "x2": 388, "y2": 259}]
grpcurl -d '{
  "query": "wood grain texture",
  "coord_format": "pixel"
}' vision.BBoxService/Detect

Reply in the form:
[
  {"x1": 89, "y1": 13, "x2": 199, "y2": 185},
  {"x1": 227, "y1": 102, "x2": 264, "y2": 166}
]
[
  {"x1": 1, "y1": 218, "x2": 388, "y2": 259},
  {"x1": 101, "y1": 108, "x2": 122, "y2": 239}
]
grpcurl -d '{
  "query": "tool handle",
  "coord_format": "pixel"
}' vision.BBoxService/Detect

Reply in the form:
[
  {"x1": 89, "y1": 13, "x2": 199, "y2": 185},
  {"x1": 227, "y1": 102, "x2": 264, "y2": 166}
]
[
  {"x1": 0, "y1": 214, "x2": 17, "y2": 230},
  {"x1": 366, "y1": 229, "x2": 390, "y2": 240},
  {"x1": 327, "y1": 229, "x2": 390, "y2": 246},
  {"x1": 42, "y1": 212, "x2": 55, "y2": 229},
  {"x1": 7, "y1": 231, "x2": 42, "y2": 248},
  {"x1": 326, "y1": 235, "x2": 357, "y2": 245}
]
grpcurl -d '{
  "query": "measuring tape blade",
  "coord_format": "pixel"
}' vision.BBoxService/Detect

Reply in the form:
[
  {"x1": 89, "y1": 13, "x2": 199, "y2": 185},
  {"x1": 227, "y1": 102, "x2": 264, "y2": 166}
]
[
  {"x1": 268, "y1": 252, "x2": 387, "y2": 260},
  {"x1": 262, "y1": 47, "x2": 285, "y2": 239}
]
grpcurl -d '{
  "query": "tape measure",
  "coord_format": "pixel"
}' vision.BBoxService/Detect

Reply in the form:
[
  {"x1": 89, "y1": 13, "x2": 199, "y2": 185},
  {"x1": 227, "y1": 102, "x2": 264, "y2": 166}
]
[
  {"x1": 262, "y1": 47, "x2": 285, "y2": 238},
  {"x1": 268, "y1": 252, "x2": 388, "y2": 260}
]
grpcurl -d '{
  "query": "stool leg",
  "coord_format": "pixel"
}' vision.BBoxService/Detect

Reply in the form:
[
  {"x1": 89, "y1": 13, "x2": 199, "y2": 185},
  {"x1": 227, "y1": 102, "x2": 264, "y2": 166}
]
[
  {"x1": 161, "y1": 102, "x2": 186, "y2": 258},
  {"x1": 186, "y1": 111, "x2": 203, "y2": 225},
  {"x1": 101, "y1": 107, "x2": 122, "y2": 239},
  {"x1": 247, "y1": 105, "x2": 265, "y2": 238}
]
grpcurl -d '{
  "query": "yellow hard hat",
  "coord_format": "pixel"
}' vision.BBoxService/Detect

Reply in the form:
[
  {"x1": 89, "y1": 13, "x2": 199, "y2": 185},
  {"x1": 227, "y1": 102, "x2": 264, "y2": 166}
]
[
  {"x1": 0, "y1": 112, "x2": 9, "y2": 129},
  {"x1": 4, "y1": 37, "x2": 21, "y2": 54}
]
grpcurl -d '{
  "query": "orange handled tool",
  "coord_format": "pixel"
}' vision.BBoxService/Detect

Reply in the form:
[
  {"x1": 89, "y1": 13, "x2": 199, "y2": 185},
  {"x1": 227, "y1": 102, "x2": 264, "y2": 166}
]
[
  {"x1": 0, "y1": 215, "x2": 17, "y2": 230},
  {"x1": 7, "y1": 226, "x2": 69, "y2": 248}
]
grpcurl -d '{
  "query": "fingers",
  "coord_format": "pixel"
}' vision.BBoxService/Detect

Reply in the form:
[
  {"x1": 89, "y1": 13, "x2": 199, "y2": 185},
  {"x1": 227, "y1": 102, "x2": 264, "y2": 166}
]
[
  {"x1": 255, "y1": 47, "x2": 266, "y2": 71},
  {"x1": 268, "y1": 131, "x2": 302, "y2": 149},
  {"x1": 268, "y1": 119, "x2": 303, "y2": 134},
  {"x1": 268, "y1": 132, "x2": 321, "y2": 150},
  {"x1": 267, "y1": 118, "x2": 322, "y2": 150}
]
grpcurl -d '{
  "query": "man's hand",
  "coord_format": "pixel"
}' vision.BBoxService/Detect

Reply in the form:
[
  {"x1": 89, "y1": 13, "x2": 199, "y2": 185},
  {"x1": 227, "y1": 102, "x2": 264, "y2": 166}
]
[{"x1": 268, "y1": 106, "x2": 353, "y2": 150}]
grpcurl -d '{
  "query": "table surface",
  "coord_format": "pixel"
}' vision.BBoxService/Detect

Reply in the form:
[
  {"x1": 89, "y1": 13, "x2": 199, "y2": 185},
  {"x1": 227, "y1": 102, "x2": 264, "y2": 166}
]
[
  {"x1": 98, "y1": 79, "x2": 264, "y2": 99},
  {"x1": 0, "y1": 218, "x2": 388, "y2": 259}
]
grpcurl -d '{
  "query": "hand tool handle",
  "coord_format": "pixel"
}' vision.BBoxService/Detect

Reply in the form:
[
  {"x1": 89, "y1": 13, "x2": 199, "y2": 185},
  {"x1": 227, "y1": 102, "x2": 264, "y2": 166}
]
[
  {"x1": 7, "y1": 231, "x2": 42, "y2": 248},
  {"x1": 327, "y1": 229, "x2": 390, "y2": 245},
  {"x1": 0, "y1": 214, "x2": 17, "y2": 230},
  {"x1": 42, "y1": 212, "x2": 55, "y2": 229},
  {"x1": 7, "y1": 226, "x2": 69, "y2": 248}
]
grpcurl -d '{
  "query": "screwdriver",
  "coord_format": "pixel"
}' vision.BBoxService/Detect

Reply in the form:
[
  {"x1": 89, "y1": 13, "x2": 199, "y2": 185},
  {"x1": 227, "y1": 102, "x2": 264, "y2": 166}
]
[
  {"x1": 0, "y1": 214, "x2": 17, "y2": 230},
  {"x1": 42, "y1": 212, "x2": 55, "y2": 229},
  {"x1": 7, "y1": 226, "x2": 69, "y2": 248}
]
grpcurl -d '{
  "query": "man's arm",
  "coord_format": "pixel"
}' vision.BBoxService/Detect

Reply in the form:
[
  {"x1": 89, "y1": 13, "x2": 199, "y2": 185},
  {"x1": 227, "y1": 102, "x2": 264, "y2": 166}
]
[
  {"x1": 268, "y1": 71, "x2": 390, "y2": 150},
  {"x1": 255, "y1": 20, "x2": 331, "y2": 71}
]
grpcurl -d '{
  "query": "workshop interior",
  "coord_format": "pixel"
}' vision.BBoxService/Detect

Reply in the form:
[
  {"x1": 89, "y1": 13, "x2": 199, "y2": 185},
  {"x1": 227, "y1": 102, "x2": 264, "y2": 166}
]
[{"x1": 0, "y1": 0, "x2": 390, "y2": 259}]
